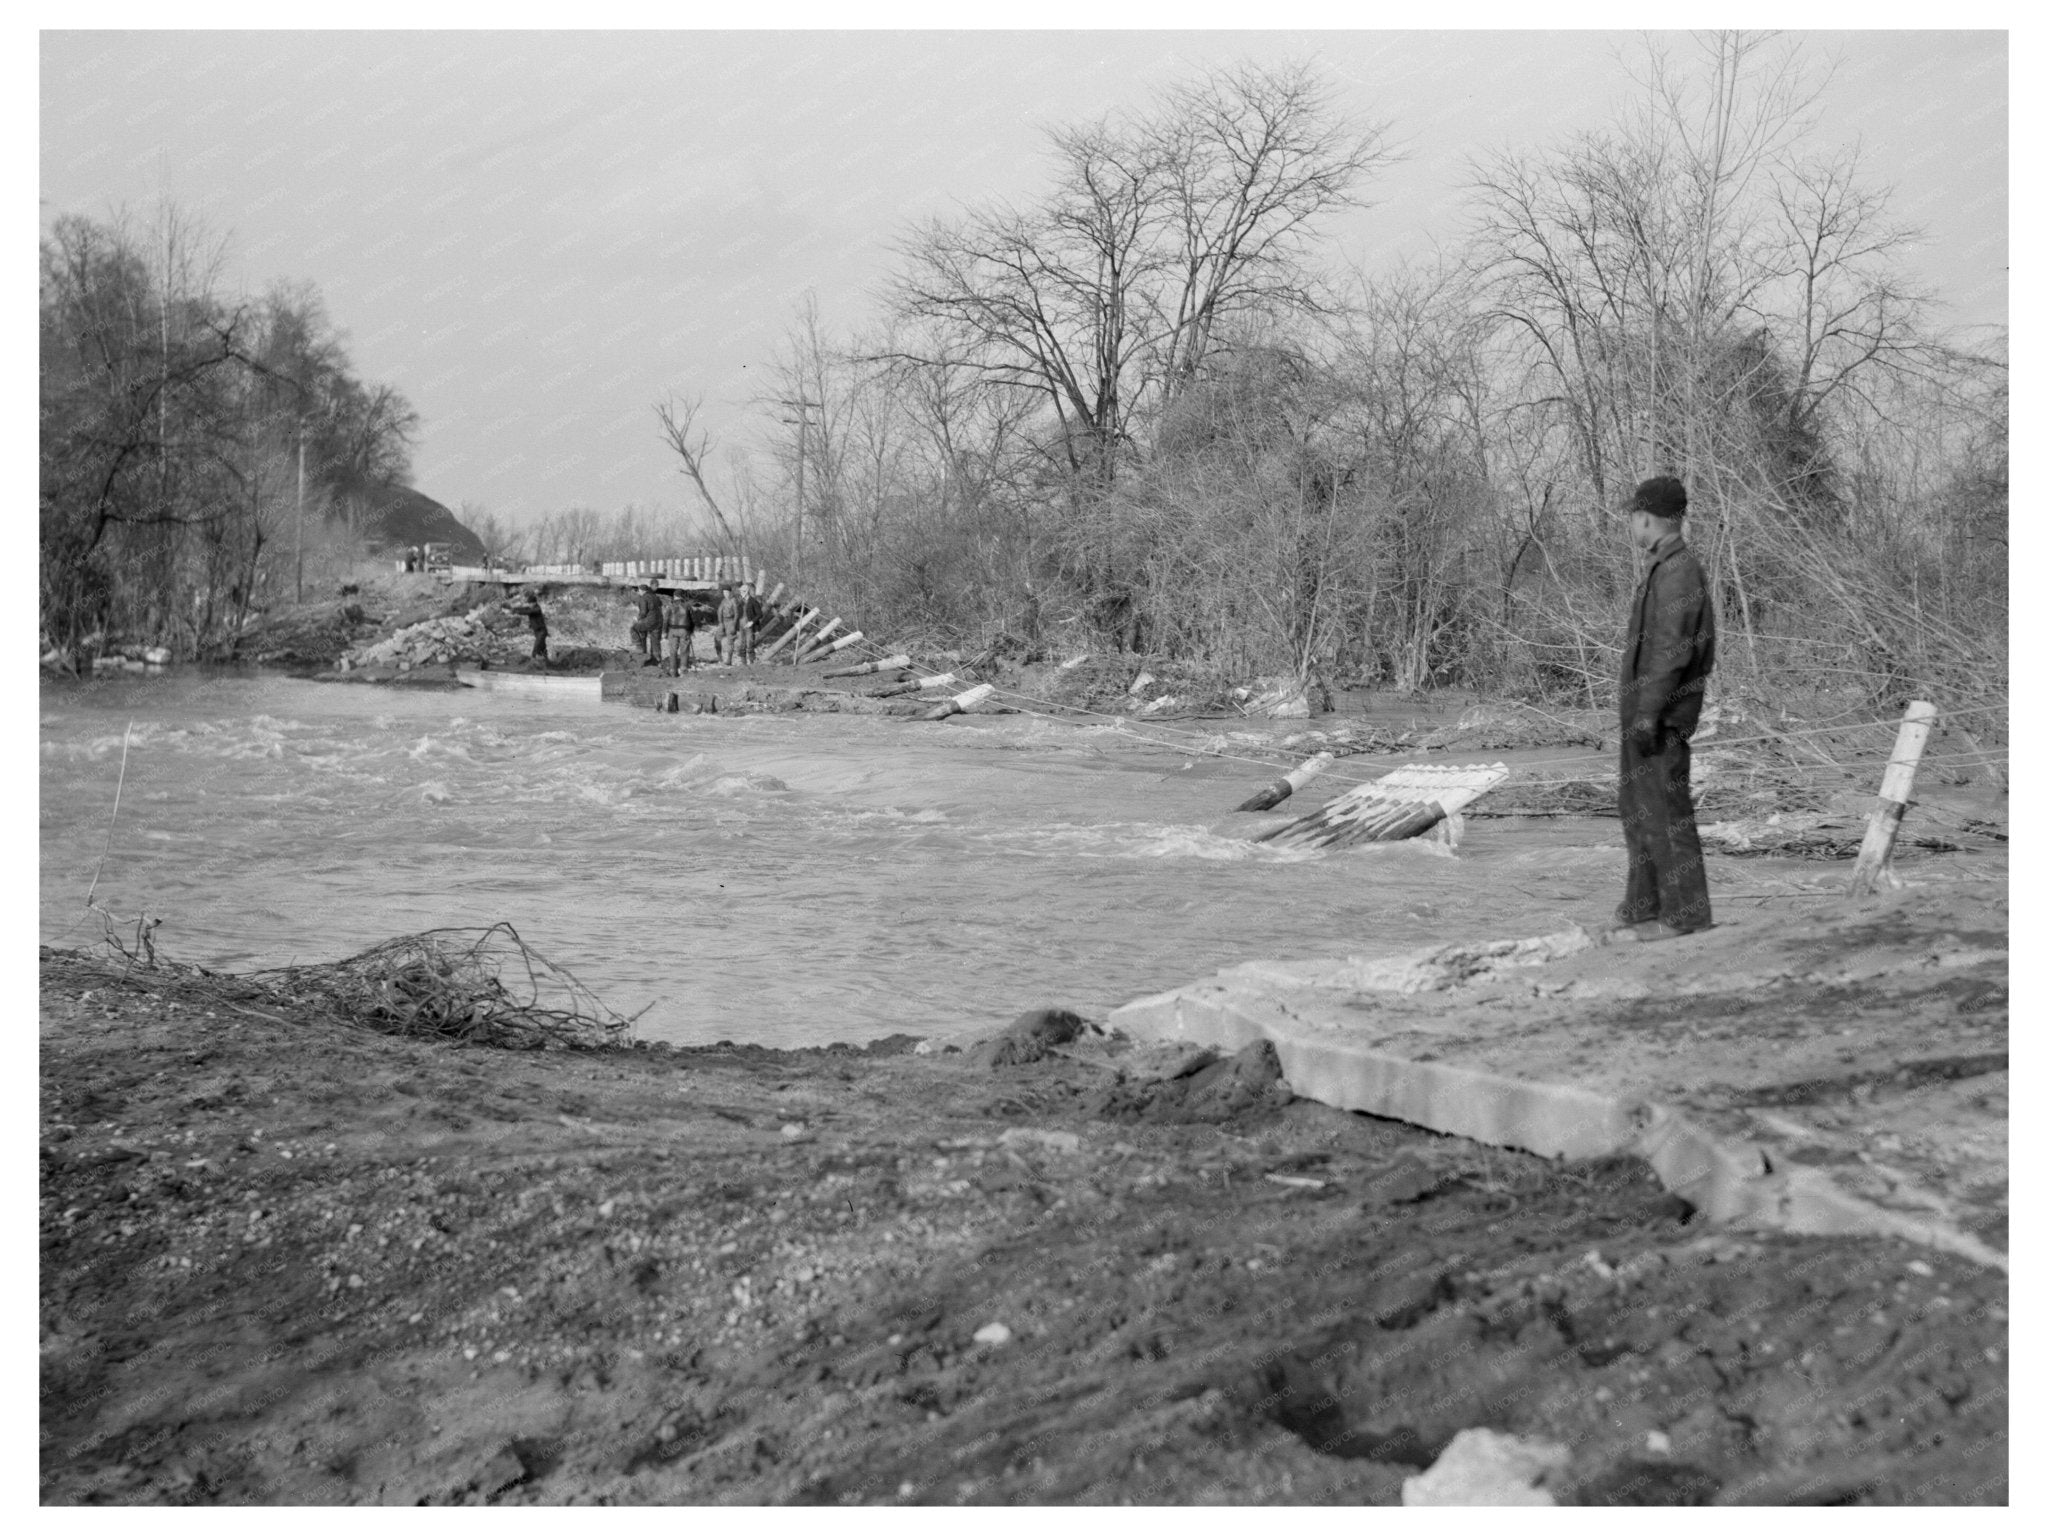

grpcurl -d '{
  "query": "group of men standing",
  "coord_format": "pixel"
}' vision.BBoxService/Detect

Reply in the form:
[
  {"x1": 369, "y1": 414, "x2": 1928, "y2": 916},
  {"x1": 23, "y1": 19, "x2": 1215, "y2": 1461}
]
[
  {"x1": 498, "y1": 577, "x2": 766, "y2": 674},
  {"x1": 631, "y1": 578, "x2": 762, "y2": 674}
]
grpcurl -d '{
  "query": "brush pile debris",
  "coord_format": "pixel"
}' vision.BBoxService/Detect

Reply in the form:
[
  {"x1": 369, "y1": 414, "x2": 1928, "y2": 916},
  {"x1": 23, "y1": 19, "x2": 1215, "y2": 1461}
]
[
  {"x1": 83, "y1": 922, "x2": 636, "y2": 1051},
  {"x1": 252, "y1": 924, "x2": 637, "y2": 1049},
  {"x1": 1035, "y1": 656, "x2": 1241, "y2": 717}
]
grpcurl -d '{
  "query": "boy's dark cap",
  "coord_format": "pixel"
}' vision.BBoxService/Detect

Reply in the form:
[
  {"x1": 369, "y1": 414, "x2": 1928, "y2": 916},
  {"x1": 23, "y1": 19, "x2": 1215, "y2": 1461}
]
[{"x1": 1629, "y1": 476, "x2": 1688, "y2": 517}]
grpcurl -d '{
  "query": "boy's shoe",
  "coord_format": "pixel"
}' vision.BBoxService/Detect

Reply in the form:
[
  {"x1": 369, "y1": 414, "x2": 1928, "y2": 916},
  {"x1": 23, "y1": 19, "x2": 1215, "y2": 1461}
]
[
  {"x1": 1598, "y1": 918, "x2": 1657, "y2": 942},
  {"x1": 1608, "y1": 921, "x2": 1712, "y2": 944}
]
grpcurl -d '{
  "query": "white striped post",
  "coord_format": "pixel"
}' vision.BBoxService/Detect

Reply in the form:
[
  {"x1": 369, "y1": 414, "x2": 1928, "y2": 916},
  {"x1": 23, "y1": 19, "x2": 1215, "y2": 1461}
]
[
  {"x1": 822, "y1": 652, "x2": 911, "y2": 679},
  {"x1": 1237, "y1": 751, "x2": 1336, "y2": 813},
  {"x1": 1849, "y1": 701, "x2": 1938, "y2": 895},
  {"x1": 923, "y1": 682, "x2": 995, "y2": 722}
]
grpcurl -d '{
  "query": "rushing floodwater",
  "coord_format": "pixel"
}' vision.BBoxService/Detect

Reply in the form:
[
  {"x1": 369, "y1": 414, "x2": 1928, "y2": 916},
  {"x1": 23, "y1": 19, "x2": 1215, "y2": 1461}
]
[{"x1": 45, "y1": 672, "x2": 1677, "y2": 1048}]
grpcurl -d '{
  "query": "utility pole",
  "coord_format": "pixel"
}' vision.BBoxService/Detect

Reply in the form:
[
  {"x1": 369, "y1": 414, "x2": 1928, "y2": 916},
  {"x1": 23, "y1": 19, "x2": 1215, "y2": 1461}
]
[
  {"x1": 777, "y1": 396, "x2": 820, "y2": 585},
  {"x1": 295, "y1": 428, "x2": 306, "y2": 605}
]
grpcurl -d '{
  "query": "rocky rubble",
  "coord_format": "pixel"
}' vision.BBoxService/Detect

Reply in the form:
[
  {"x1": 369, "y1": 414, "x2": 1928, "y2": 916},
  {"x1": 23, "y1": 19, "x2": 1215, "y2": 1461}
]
[{"x1": 340, "y1": 604, "x2": 525, "y2": 672}]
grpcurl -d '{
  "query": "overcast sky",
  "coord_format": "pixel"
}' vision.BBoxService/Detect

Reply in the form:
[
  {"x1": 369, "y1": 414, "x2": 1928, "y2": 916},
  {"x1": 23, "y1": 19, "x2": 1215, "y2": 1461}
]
[{"x1": 40, "y1": 29, "x2": 2008, "y2": 529}]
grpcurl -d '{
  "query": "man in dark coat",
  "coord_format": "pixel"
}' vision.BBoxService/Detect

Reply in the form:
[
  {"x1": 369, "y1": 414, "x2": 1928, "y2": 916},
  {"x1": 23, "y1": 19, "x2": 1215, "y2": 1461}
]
[
  {"x1": 630, "y1": 579, "x2": 666, "y2": 666},
  {"x1": 733, "y1": 582, "x2": 761, "y2": 664},
  {"x1": 1611, "y1": 475, "x2": 1717, "y2": 940},
  {"x1": 506, "y1": 587, "x2": 549, "y2": 666}
]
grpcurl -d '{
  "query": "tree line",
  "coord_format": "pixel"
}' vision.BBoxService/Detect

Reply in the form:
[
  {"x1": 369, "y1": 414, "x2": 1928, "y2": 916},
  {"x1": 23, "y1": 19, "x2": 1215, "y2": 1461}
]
[
  {"x1": 652, "y1": 37, "x2": 2005, "y2": 718},
  {"x1": 40, "y1": 204, "x2": 421, "y2": 661}
]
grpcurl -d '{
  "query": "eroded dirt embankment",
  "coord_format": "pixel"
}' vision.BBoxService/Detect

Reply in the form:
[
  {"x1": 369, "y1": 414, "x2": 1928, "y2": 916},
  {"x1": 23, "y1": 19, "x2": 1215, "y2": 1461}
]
[{"x1": 40, "y1": 950, "x2": 2006, "y2": 1506}]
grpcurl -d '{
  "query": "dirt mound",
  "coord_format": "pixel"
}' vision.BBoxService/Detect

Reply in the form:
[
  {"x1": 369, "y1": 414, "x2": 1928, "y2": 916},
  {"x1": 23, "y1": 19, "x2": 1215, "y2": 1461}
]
[
  {"x1": 967, "y1": 1008, "x2": 1089, "y2": 1068},
  {"x1": 238, "y1": 600, "x2": 379, "y2": 668},
  {"x1": 1084, "y1": 1040, "x2": 1294, "y2": 1125}
]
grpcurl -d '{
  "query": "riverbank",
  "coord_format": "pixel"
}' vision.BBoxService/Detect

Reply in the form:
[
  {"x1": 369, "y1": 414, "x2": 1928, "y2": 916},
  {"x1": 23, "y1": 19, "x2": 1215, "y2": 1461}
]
[{"x1": 41, "y1": 894, "x2": 2007, "y2": 1505}]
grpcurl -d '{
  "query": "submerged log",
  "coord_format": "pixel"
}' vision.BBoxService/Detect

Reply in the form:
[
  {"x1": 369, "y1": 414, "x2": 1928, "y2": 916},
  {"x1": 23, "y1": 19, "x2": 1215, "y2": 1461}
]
[{"x1": 1237, "y1": 751, "x2": 1335, "y2": 812}]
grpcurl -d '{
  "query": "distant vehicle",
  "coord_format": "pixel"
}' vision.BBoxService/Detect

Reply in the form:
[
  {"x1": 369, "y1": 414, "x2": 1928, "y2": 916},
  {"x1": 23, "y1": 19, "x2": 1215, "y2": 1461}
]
[{"x1": 421, "y1": 542, "x2": 455, "y2": 571}]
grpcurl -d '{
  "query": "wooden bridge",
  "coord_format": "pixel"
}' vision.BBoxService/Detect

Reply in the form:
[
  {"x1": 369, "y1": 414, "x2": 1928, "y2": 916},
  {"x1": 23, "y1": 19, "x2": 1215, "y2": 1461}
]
[
  {"x1": 436, "y1": 553, "x2": 881, "y2": 671},
  {"x1": 439, "y1": 554, "x2": 762, "y2": 595}
]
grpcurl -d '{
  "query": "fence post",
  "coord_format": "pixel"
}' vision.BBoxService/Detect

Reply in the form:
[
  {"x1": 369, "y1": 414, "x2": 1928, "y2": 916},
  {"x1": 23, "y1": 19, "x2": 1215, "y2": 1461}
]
[{"x1": 1848, "y1": 701, "x2": 1938, "y2": 895}]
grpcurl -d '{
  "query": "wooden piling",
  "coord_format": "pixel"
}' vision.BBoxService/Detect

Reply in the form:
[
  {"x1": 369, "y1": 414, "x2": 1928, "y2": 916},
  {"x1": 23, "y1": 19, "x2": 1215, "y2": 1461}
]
[
  {"x1": 923, "y1": 682, "x2": 995, "y2": 722},
  {"x1": 1237, "y1": 751, "x2": 1335, "y2": 813},
  {"x1": 822, "y1": 652, "x2": 910, "y2": 679},
  {"x1": 1849, "y1": 701, "x2": 1938, "y2": 895},
  {"x1": 758, "y1": 608, "x2": 820, "y2": 661},
  {"x1": 798, "y1": 630, "x2": 865, "y2": 665},
  {"x1": 1255, "y1": 764, "x2": 1509, "y2": 849}
]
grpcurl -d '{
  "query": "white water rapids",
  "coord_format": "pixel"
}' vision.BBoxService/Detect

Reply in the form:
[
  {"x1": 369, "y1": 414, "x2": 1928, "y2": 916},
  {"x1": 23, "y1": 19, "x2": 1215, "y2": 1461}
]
[{"x1": 43, "y1": 672, "x2": 1664, "y2": 1047}]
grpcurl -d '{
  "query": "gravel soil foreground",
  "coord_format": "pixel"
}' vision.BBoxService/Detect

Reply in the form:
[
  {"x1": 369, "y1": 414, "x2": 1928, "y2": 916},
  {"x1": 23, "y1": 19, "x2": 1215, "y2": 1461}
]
[{"x1": 40, "y1": 947, "x2": 2007, "y2": 1506}]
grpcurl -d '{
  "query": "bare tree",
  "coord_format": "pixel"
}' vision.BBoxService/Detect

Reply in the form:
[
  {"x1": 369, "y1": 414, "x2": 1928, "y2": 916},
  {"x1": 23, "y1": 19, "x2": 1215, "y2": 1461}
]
[
  {"x1": 1148, "y1": 61, "x2": 1395, "y2": 397},
  {"x1": 459, "y1": 503, "x2": 526, "y2": 562},
  {"x1": 654, "y1": 393, "x2": 743, "y2": 549},
  {"x1": 887, "y1": 59, "x2": 1390, "y2": 586}
]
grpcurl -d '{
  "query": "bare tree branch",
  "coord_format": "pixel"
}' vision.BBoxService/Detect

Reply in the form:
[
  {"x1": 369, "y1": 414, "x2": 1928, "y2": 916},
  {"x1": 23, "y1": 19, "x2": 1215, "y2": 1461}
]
[{"x1": 654, "y1": 393, "x2": 742, "y2": 549}]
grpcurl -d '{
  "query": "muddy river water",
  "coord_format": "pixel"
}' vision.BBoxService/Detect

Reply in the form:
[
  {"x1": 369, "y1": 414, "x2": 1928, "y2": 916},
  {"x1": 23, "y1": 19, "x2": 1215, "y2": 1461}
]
[{"x1": 43, "y1": 672, "x2": 1761, "y2": 1048}]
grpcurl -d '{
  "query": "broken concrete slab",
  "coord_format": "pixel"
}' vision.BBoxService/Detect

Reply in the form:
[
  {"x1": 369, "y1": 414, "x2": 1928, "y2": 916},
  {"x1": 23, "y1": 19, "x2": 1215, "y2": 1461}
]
[{"x1": 1108, "y1": 884, "x2": 2007, "y2": 1269}]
